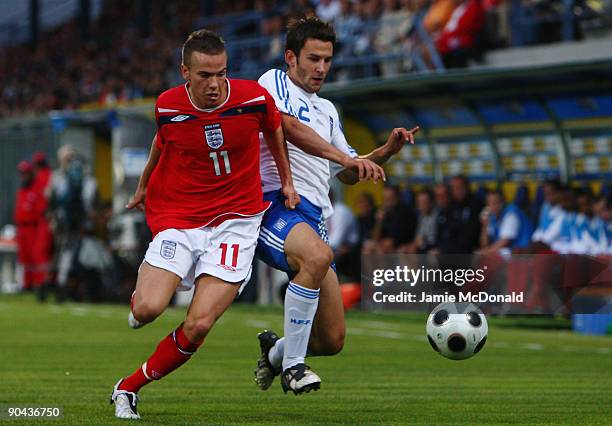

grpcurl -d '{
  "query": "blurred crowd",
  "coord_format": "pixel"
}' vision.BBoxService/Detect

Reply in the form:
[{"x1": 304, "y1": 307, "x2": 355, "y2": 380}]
[
  {"x1": 2, "y1": 0, "x2": 607, "y2": 117},
  {"x1": 328, "y1": 175, "x2": 612, "y2": 283},
  {"x1": 0, "y1": 1, "x2": 194, "y2": 117},
  {"x1": 13, "y1": 147, "x2": 145, "y2": 303}
]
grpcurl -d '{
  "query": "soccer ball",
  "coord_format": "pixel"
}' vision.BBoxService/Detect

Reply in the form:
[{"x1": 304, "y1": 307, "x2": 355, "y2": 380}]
[{"x1": 426, "y1": 302, "x2": 488, "y2": 360}]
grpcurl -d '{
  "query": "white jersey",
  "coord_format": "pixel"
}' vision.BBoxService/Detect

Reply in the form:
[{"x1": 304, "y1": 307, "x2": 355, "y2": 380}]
[{"x1": 258, "y1": 69, "x2": 358, "y2": 219}]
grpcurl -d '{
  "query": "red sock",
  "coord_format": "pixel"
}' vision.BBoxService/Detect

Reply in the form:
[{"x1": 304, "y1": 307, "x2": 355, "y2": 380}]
[{"x1": 119, "y1": 324, "x2": 203, "y2": 393}]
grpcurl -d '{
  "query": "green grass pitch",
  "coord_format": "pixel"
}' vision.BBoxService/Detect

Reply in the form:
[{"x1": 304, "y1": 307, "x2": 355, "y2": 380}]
[{"x1": 1, "y1": 295, "x2": 610, "y2": 425}]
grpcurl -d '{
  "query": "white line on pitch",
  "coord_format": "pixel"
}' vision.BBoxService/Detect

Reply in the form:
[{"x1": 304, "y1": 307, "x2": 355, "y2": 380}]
[
  {"x1": 352, "y1": 320, "x2": 404, "y2": 331},
  {"x1": 70, "y1": 307, "x2": 89, "y2": 316},
  {"x1": 348, "y1": 327, "x2": 403, "y2": 339},
  {"x1": 522, "y1": 343, "x2": 544, "y2": 350},
  {"x1": 245, "y1": 320, "x2": 271, "y2": 329}
]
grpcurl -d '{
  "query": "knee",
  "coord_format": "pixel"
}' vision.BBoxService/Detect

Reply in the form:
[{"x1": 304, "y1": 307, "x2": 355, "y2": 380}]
[
  {"x1": 132, "y1": 300, "x2": 165, "y2": 323},
  {"x1": 310, "y1": 329, "x2": 345, "y2": 356},
  {"x1": 301, "y1": 245, "x2": 333, "y2": 280},
  {"x1": 183, "y1": 314, "x2": 216, "y2": 342}
]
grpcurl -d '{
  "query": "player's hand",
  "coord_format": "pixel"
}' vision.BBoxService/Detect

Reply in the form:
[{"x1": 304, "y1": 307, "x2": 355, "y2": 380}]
[
  {"x1": 126, "y1": 188, "x2": 146, "y2": 212},
  {"x1": 344, "y1": 157, "x2": 386, "y2": 183},
  {"x1": 282, "y1": 185, "x2": 300, "y2": 210},
  {"x1": 384, "y1": 126, "x2": 419, "y2": 156}
]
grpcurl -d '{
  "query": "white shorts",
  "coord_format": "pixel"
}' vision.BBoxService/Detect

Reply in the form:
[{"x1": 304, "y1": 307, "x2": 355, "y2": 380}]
[{"x1": 143, "y1": 213, "x2": 263, "y2": 291}]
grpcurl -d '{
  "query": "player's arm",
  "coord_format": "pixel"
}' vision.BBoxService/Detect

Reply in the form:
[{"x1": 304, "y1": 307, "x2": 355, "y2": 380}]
[
  {"x1": 126, "y1": 134, "x2": 162, "y2": 212},
  {"x1": 282, "y1": 113, "x2": 386, "y2": 183},
  {"x1": 262, "y1": 125, "x2": 300, "y2": 209},
  {"x1": 336, "y1": 126, "x2": 419, "y2": 185}
]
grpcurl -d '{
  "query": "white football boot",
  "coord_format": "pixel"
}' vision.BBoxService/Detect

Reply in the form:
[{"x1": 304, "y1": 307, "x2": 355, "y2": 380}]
[
  {"x1": 280, "y1": 363, "x2": 321, "y2": 395},
  {"x1": 110, "y1": 379, "x2": 140, "y2": 419}
]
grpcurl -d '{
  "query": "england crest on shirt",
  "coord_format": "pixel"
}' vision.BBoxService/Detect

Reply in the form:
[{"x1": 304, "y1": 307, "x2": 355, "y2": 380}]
[{"x1": 204, "y1": 123, "x2": 224, "y2": 149}]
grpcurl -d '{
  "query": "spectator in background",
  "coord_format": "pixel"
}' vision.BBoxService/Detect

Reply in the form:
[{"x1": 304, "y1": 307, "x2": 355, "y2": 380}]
[
  {"x1": 565, "y1": 189, "x2": 595, "y2": 254},
  {"x1": 363, "y1": 185, "x2": 417, "y2": 253},
  {"x1": 334, "y1": 0, "x2": 363, "y2": 57},
  {"x1": 31, "y1": 152, "x2": 54, "y2": 301},
  {"x1": 355, "y1": 191, "x2": 377, "y2": 249},
  {"x1": 375, "y1": 0, "x2": 415, "y2": 76},
  {"x1": 261, "y1": 13, "x2": 286, "y2": 68},
  {"x1": 14, "y1": 161, "x2": 47, "y2": 295},
  {"x1": 423, "y1": 0, "x2": 456, "y2": 36},
  {"x1": 290, "y1": 0, "x2": 317, "y2": 17},
  {"x1": 526, "y1": 185, "x2": 573, "y2": 312},
  {"x1": 592, "y1": 196, "x2": 612, "y2": 255},
  {"x1": 351, "y1": 0, "x2": 382, "y2": 78},
  {"x1": 317, "y1": 0, "x2": 342, "y2": 22},
  {"x1": 435, "y1": 175, "x2": 482, "y2": 253},
  {"x1": 531, "y1": 179, "x2": 564, "y2": 249},
  {"x1": 477, "y1": 189, "x2": 533, "y2": 255},
  {"x1": 327, "y1": 191, "x2": 360, "y2": 281},
  {"x1": 434, "y1": 0, "x2": 485, "y2": 67},
  {"x1": 49, "y1": 145, "x2": 99, "y2": 301},
  {"x1": 403, "y1": 188, "x2": 438, "y2": 253},
  {"x1": 430, "y1": 183, "x2": 451, "y2": 253},
  {"x1": 32, "y1": 152, "x2": 52, "y2": 195}
]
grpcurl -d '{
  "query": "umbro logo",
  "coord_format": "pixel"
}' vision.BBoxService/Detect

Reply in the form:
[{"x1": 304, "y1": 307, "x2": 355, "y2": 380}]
[{"x1": 171, "y1": 115, "x2": 190, "y2": 122}]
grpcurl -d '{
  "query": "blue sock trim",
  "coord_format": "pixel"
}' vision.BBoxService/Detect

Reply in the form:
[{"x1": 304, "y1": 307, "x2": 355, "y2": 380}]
[{"x1": 287, "y1": 282, "x2": 319, "y2": 300}]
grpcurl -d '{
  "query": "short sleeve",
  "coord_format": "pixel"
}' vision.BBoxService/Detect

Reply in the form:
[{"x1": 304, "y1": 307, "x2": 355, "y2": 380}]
[
  {"x1": 261, "y1": 87, "x2": 282, "y2": 134},
  {"x1": 258, "y1": 69, "x2": 297, "y2": 117},
  {"x1": 499, "y1": 211, "x2": 520, "y2": 240},
  {"x1": 154, "y1": 102, "x2": 165, "y2": 150},
  {"x1": 328, "y1": 105, "x2": 358, "y2": 176}
]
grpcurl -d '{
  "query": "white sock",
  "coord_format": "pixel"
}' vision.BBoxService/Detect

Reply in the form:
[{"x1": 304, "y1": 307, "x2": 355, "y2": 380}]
[
  {"x1": 282, "y1": 282, "x2": 319, "y2": 371},
  {"x1": 268, "y1": 337, "x2": 284, "y2": 368}
]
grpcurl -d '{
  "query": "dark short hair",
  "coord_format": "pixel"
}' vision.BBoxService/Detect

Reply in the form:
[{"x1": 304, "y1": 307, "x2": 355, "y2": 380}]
[
  {"x1": 285, "y1": 17, "x2": 336, "y2": 58},
  {"x1": 182, "y1": 29, "x2": 225, "y2": 67}
]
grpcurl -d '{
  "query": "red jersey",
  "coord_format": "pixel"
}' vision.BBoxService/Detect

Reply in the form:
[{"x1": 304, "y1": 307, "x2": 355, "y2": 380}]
[
  {"x1": 146, "y1": 80, "x2": 281, "y2": 236},
  {"x1": 34, "y1": 167, "x2": 52, "y2": 197},
  {"x1": 15, "y1": 185, "x2": 47, "y2": 226}
]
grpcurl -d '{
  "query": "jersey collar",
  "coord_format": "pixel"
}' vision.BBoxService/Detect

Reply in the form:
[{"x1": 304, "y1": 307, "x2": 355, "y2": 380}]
[{"x1": 184, "y1": 79, "x2": 231, "y2": 112}]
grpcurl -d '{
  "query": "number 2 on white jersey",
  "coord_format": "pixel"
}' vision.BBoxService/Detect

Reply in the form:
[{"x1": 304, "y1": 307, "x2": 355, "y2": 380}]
[{"x1": 210, "y1": 150, "x2": 231, "y2": 175}]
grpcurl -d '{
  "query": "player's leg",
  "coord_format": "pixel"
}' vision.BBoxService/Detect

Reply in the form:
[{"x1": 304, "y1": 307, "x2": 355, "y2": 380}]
[
  {"x1": 111, "y1": 265, "x2": 181, "y2": 419},
  {"x1": 111, "y1": 230, "x2": 192, "y2": 419},
  {"x1": 130, "y1": 262, "x2": 181, "y2": 325},
  {"x1": 128, "y1": 230, "x2": 194, "y2": 328},
  {"x1": 278, "y1": 223, "x2": 333, "y2": 393},
  {"x1": 125, "y1": 274, "x2": 237, "y2": 390},
  {"x1": 308, "y1": 266, "x2": 346, "y2": 356},
  {"x1": 183, "y1": 274, "x2": 240, "y2": 342},
  {"x1": 263, "y1": 266, "x2": 345, "y2": 377},
  {"x1": 254, "y1": 193, "x2": 330, "y2": 392},
  {"x1": 285, "y1": 222, "x2": 334, "y2": 289}
]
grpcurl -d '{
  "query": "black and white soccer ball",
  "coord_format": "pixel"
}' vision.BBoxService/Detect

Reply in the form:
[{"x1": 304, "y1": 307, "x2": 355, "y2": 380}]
[{"x1": 426, "y1": 302, "x2": 488, "y2": 360}]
